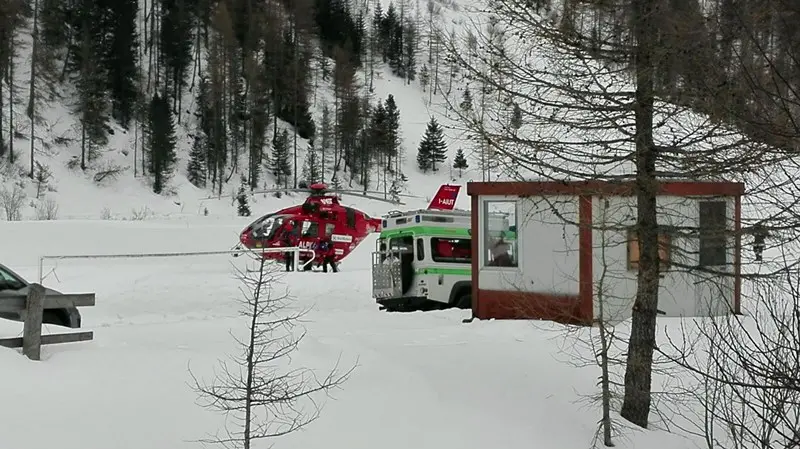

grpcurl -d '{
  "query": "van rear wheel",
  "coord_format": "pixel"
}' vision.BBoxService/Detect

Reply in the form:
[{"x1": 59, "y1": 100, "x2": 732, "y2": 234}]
[{"x1": 455, "y1": 293, "x2": 471, "y2": 310}]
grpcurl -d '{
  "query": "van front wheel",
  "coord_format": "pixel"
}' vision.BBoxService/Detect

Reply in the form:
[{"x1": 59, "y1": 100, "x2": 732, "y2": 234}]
[{"x1": 455, "y1": 294, "x2": 471, "y2": 310}]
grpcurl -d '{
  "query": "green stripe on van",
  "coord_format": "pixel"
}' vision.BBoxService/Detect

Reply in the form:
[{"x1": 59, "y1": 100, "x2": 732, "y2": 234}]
[
  {"x1": 380, "y1": 226, "x2": 471, "y2": 238},
  {"x1": 415, "y1": 267, "x2": 472, "y2": 276}
]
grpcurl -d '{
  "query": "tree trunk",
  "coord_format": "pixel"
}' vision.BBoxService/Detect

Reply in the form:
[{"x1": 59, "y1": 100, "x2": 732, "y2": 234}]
[
  {"x1": 28, "y1": 0, "x2": 40, "y2": 178},
  {"x1": 620, "y1": 0, "x2": 661, "y2": 429},
  {"x1": 8, "y1": 35, "x2": 14, "y2": 165}
]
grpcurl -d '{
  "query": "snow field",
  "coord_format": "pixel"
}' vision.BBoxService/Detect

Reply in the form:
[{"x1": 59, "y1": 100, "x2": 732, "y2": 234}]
[{"x1": 0, "y1": 217, "x2": 699, "y2": 449}]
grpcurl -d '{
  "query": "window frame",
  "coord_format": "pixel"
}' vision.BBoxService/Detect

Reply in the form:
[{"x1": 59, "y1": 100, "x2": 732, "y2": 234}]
[
  {"x1": 431, "y1": 237, "x2": 471, "y2": 264},
  {"x1": 302, "y1": 220, "x2": 320, "y2": 238},
  {"x1": 698, "y1": 200, "x2": 728, "y2": 267},
  {"x1": 482, "y1": 199, "x2": 519, "y2": 268},
  {"x1": 627, "y1": 228, "x2": 672, "y2": 271}
]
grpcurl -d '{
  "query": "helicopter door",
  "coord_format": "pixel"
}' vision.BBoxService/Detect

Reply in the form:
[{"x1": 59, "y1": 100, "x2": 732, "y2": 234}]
[
  {"x1": 344, "y1": 207, "x2": 356, "y2": 229},
  {"x1": 301, "y1": 220, "x2": 319, "y2": 238}
]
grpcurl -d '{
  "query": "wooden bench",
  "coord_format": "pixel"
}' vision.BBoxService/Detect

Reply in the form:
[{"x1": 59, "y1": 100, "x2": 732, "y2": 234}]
[{"x1": 0, "y1": 283, "x2": 95, "y2": 360}]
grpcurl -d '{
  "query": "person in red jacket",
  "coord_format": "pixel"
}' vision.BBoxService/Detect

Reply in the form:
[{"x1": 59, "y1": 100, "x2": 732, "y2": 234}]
[
  {"x1": 318, "y1": 237, "x2": 338, "y2": 273},
  {"x1": 281, "y1": 221, "x2": 299, "y2": 271}
]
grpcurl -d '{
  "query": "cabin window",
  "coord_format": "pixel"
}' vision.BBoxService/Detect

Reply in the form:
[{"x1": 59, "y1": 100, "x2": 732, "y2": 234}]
[
  {"x1": 431, "y1": 238, "x2": 471, "y2": 264},
  {"x1": 699, "y1": 201, "x2": 727, "y2": 266},
  {"x1": 416, "y1": 238, "x2": 425, "y2": 261},
  {"x1": 483, "y1": 201, "x2": 518, "y2": 267},
  {"x1": 627, "y1": 228, "x2": 672, "y2": 271},
  {"x1": 302, "y1": 221, "x2": 319, "y2": 237},
  {"x1": 324, "y1": 223, "x2": 335, "y2": 237}
]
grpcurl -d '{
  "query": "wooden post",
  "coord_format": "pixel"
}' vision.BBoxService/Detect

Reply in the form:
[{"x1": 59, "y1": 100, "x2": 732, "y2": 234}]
[{"x1": 22, "y1": 283, "x2": 45, "y2": 361}]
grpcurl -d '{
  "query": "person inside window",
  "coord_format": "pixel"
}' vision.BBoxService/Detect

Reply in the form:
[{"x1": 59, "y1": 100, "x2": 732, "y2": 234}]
[{"x1": 489, "y1": 235, "x2": 513, "y2": 267}]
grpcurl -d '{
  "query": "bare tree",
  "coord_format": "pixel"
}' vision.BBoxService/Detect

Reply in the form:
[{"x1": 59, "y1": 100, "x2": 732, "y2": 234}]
[
  {"x1": 437, "y1": 0, "x2": 787, "y2": 431},
  {"x1": 647, "y1": 4, "x2": 800, "y2": 445},
  {"x1": 190, "y1": 254, "x2": 354, "y2": 449}
]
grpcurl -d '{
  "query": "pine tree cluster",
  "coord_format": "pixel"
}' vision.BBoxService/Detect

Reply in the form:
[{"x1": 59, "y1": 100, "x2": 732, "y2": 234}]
[
  {"x1": 0, "y1": 0, "x2": 427, "y2": 197},
  {"x1": 373, "y1": 2, "x2": 417, "y2": 80},
  {"x1": 417, "y1": 117, "x2": 447, "y2": 172}
]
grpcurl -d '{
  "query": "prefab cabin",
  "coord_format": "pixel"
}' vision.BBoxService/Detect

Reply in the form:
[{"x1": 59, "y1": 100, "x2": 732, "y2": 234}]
[{"x1": 467, "y1": 180, "x2": 745, "y2": 325}]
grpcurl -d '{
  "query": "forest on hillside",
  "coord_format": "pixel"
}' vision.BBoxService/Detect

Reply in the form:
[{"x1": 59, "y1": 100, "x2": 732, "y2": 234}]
[
  {"x1": 0, "y1": 0, "x2": 466, "y2": 197},
  {"x1": 0, "y1": 0, "x2": 798, "y2": 197}
]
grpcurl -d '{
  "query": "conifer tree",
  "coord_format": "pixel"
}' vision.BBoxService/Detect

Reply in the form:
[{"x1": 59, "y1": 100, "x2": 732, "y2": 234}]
[
  {"x1": 510, "y1": 101, "x2": 522, "y2": 131},
  {"x1": 417, "y1": 116, "x2": 446, "y2": 172},
  {"x1": 75, "y1": 9, "x2": 109, "y2": 170},
  {"x1": 389, "y1": 177, "x2": 403, "y2": 203},
  {"x1": 452, "y1": 147, "x2": 468, "y2": 177},
  {"x1": 459, "y1": 87, "x2": 473, "y2": 112},
  {"x1": 417, "y1": 138, "x2": 431, "y2": 172},
  {"x1": 39, "y1": 0, "x2": 66, "y2": 50},
  {"x1": 160, "y1": 0, "x2": 194, "y2": 106},
  {"x1": 384, "y1": 94, "x2": 401, "y2": 172},
  {"x1": 187, "y1": 125, "x2": 208, "y2": 188},
  {"x1": 271, "y1": 129, "x2": 292, "y2": 188},
  {"x1": 148, "y1": 94, "x2": 178, "y2": 194},
  {"x1": 247, "y1": 57, "x2": 270, "y2": 191},
  {"x1": 319, "y1": 103, "x2": 334, "y2": 181},
  {"x1": 403, "y1": 23, "x2": 417, "y2": 81},
  {"x1": 301, "y1": 141, "x2": 321, "y2": 183},
  {"x1": 236, "y1": 181, "x2": 251, "y2": 217},
  {"x1": 106, "y1": 0, "x2": 139, "y2": 128}
]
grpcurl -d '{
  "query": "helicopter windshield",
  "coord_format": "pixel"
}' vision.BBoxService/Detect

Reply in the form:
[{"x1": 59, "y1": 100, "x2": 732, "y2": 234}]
[{"x1": 251, "y1": 214, "x2": 289, "y2": 240}]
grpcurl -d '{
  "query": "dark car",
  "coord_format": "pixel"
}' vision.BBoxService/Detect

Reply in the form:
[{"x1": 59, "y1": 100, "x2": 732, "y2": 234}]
[{"x1": 0, "y1": 263, "x2": 82, "y2": 328}]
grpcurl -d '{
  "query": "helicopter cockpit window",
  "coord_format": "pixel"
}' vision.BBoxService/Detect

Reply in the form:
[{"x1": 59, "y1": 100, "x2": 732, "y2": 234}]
[
  {"x1": 325, "y1": 223, "x2": 336, "y2": 237},
  {"x1": 251, "y1": 215, "x2": 279, "y2": 238},
  {"x1": 302, "y1": 220, "x2": 319, "y2": 237},
  {"x1": 259, "y1": 216, "x2": 287, "y2": 239}
]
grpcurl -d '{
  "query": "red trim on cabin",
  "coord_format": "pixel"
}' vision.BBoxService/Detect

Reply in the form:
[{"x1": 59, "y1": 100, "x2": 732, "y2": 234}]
[
  {"x1": 471, "y1": 193, "x2": 479, "y2": 318},
  {"x1": 466, "y1": 180, "x2": 745, "y2": 197},
  {"x1": 578, "y1": 195, "x2": 594, "y2": 323},
  {"x1": 468, "y1": 180, "x2": 744, "y2": 324},
  {"x1": 475, "y1": 290, "x2": 583, "y2": 322},
  {"x1": 734, "y1": 195, "x2": 742, "y2": 314}
]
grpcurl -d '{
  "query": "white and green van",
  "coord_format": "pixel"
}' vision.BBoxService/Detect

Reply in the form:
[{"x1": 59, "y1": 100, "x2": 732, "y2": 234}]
[{"x1": 371, "y1": 209, "x2": 514, "y2": 311}]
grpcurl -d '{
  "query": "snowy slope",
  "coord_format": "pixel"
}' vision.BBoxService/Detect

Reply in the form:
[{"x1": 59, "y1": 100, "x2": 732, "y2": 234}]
[
  {"x1": 0, "y1": 1, "x2": 787, "y2": 448},
  {"x1": 0, "y1": 0, "x2": 482, "y2": 222},
  {"x1": 0, "y1": 218, "x2": 705, "y2": 449}
]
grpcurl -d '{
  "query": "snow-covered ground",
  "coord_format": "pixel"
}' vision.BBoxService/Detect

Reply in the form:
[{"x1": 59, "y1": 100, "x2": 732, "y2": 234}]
[{"x1": 0, "y1": 218, "x2": 703, "y2": 449}]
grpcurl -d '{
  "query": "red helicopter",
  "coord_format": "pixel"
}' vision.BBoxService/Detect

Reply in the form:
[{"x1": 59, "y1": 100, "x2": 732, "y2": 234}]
[{"x1": 237, "y1": 182, "x2": 383, "y2": 269}]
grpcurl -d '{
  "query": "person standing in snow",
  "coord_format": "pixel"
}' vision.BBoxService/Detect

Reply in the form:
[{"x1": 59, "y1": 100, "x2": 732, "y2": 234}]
[
  {"x1": 281, "y1": 221, "x2": 298, "y2": 271},
  {"x1": 318, "y1": 237, "x2": 338, "y2": 273}
]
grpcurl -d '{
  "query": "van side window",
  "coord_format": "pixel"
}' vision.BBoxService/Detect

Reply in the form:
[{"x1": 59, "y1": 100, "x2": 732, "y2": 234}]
[
  {"x1": 416, "y1": 238, "x2": 425, "y2": 261},
  {"x1": 431, "y1": 238, "x2": 471, "y2": 264}
]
